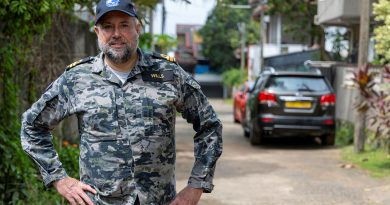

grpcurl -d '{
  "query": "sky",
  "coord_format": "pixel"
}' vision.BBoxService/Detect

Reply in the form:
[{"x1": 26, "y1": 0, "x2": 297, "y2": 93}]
[{"x1": 152, "y1": 0, "x2": 217, "y2": 36}]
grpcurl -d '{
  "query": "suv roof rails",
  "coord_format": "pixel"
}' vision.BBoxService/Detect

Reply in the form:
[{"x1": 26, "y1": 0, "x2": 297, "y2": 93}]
[
  {"x1": 304, "y1": 60, "x2": 322, "y2": 75},
  {"x1": 260, "y1": 63, "x2": 322, "y2": 75},
  {"x1": 262, "y1": 66, "x2": 276, "y2": 74}
]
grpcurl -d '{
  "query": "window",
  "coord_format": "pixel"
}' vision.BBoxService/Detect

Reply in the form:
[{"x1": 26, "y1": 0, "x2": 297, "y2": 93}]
[{"x1": 266, "y1": 76, "x2": 330, "y2": 92}]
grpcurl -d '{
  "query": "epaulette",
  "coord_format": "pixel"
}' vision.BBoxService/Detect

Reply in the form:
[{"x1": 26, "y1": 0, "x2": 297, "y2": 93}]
[
  {"x1": 66, "y1": 56, "x2": 94, "y2": 70},
  {"x1": 152, "y1": 52, "x2": 177, "y2": 63}
]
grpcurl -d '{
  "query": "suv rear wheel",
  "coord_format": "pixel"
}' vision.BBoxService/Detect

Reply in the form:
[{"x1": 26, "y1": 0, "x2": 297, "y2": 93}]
[
  {"x1": 249, "y1": 120, "x2": 262, "y2": 145},
  {"x1": 321, "y1": 134, "x2": 335, "y2": 146},
  {"x1": 244, "y1": 129, "x2": 249, "y2": 138}
]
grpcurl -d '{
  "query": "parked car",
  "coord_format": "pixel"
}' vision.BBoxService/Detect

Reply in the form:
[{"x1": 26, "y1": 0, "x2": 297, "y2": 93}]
[
  {"x1": 243, "y1": 67, "x2": 335, "y2": 146},
  {"x1": 233, "y1": 81, "x2": 253, "y2": 123}
]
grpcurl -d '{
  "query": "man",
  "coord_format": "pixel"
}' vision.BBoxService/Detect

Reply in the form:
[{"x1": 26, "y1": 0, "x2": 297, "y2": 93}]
[{"x1": 20, "y1": 0, "x2": 223, "y2": 204}]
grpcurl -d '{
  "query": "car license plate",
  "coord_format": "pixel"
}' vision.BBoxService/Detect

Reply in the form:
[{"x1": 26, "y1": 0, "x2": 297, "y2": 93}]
[{"x1": 285, "y1": 101, "x2": 312, "y2": 109}]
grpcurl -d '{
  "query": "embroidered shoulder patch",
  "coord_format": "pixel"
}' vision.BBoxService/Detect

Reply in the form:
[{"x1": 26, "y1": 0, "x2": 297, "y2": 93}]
[
  {"x1": 66, "y1": 57, "x2": 94, "y2": 70},
  {"x1": 152, "y1": 52, "x2": 176, "y2": 63}
]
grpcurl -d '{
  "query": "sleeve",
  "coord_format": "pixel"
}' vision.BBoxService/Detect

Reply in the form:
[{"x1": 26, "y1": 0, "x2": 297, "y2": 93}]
[
  {"x1": 175, "y1": 68, "x2": 223, "y2": 193},
  {"x1": 20, "y1": 73, "x2": 73, "y2": 187}
]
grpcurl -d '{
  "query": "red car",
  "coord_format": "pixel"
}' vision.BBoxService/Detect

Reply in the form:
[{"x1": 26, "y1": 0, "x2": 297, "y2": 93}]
[{"x1": 233, "y1": 81, "x2": 253, "y2": 123}]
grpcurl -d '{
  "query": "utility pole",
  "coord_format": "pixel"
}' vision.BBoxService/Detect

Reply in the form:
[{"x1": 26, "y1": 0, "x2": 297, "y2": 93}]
[
  {"x1": 238, "y1": 22, "x2": 246, "y2": 72},
  {"x1": 222, "y1": 3, "x2": 251, "y2": 79},
  {"x1": 249, "y1": 0, "x2": 268, "y2": 76},
  {"x1": 149, "y1": 7, "x2": 155, "y2": 51},
  {"x1": 161, "y1": 0, "x2": 166, "y2": 34},
  {"x1": 354, "y1": 0, "x2": 370, "y2": 153},
  {"x1": 259, "y1": 0, "x2": 267, "y2": 73}
]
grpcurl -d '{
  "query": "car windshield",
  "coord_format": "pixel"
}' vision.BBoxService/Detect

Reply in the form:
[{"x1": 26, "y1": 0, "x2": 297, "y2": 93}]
[{"x1": 266, "y1": 76, "x2": 330, "y2": 92}]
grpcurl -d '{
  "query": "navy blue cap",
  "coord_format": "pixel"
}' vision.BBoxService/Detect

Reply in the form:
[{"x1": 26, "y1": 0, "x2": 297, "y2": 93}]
[{"x1": 95, "y1": 0, "x2": 138, "y2": 25}]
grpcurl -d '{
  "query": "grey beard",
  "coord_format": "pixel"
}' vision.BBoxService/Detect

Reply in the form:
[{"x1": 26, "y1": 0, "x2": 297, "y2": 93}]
[{"x1": 98, "y1": 40, "x2": 132, "y2": 64}]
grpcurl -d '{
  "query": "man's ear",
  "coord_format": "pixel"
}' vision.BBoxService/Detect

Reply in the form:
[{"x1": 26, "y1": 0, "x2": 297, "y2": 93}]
[
  {"x1": 135, "y1": 21, "x2": 142, "y2": 35},
  {"x1": 94, "y1": 26, "x2": 99, "y2": 35}
]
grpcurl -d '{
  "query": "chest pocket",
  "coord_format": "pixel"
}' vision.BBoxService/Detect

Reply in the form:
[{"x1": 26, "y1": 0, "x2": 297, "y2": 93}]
[
  {"x1": 142, "y1": 81, "x2": 177, "y2": 136},
  {"x1": 77, "y1": 85, "x2": 120, "y2": 140}
]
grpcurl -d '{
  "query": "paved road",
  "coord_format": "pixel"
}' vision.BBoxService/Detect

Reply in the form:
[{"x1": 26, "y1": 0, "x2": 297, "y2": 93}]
[{"x1": 175, "y1": 99, "x2": 390, "y2": 205}]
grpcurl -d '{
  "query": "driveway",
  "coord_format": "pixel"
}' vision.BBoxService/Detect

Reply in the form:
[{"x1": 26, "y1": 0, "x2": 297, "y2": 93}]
[{"x1": 175, "y1": 99, "x2": 390, "y2": 205}]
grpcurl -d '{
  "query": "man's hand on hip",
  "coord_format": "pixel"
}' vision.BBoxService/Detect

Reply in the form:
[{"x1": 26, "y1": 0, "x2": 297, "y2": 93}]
[
  {"x1": 53, "y1": 177, "x2": 97, "y2": 205},
  {"x1": 169, "y1": 186, "x2": 203, "y2": 205}
]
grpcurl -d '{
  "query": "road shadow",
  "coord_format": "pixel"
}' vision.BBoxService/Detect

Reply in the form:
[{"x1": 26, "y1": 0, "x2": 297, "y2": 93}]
[{"x1": 253, "y1": 137, "x2": 338, "y2": 150}]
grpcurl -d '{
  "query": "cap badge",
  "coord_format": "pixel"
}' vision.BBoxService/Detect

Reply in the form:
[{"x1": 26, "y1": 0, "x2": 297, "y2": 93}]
[{"x1": 106, "y1": 0, "x2": 120, "y2": 7}]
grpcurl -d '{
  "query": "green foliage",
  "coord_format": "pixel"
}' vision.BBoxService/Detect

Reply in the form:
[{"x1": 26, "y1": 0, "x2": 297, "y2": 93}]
[
  {"x1": 133, "y1": 0, "x2": 160, "y2": 7},
  {"x1": 267, "y1": 0, "x2": 321, "y2": 44},
  {"x1": 200, "y1": 0, "x2": 321, "y2": 71},
  {"x1": 222, "y1": 68, "x2": 246, "y2": 87},
  {"x1": 199, "y1": 0, "x2": 259, "y2": 71},
  {"x1": 371, "y1": 2, "x2": 390, "y2": 146},
  {"x1": 373, "y1": 0, "x2": 390, "y2": 64},
  {"x1": 336, "y1": 121, "x2": 354, "y2": 146},
  {"x1": 0, "y1": 0, "x2": 87, "y2": 204},
  {"x1": 0, "y1": 0, "x2": 189, "y2": 203},
  {"x1": 57, "y1": 141, "x2": 81, "y2": 179},
  {"x1": 139, "y1": 33, "x2": 177, "y2": 53},
  {"x1": 325, "y1": 28, "x2": 349, "y2": 61},
  {"x1": 351, "y1": 64, "x2": 390, "y2": 152},
  {"x1": 139, "y1": 32, "x2": 154, "y2": 51},
  {"x1": 154, "y1": 34, "x2": 177, "y2": 53}
]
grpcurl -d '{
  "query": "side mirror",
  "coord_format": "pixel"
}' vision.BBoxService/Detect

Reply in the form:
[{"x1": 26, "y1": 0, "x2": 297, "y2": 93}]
[
  {"x1": 247, "y1": 81, "x2": 255, "y2": 93},
  {"x1": 248, "y1": 86, "x2": 254, "y2": 93}
]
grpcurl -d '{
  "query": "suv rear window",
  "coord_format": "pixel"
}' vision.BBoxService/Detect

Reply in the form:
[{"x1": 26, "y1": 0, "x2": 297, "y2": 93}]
[{"x1": 265, "y1": 76, "x2": 330, "y2": 92}]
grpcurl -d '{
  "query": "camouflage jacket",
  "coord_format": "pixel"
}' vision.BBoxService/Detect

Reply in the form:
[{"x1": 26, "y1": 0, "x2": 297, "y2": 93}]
[{"x1": 21, "y1": 49, "x2": 223, "y2": 205}]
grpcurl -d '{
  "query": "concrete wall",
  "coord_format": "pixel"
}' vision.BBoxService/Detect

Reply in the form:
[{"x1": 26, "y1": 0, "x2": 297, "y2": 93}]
[
  {"x1": 320, "y1": 65, "x2": 384, "y2": 124},
  {"x1": 333, "y1": 66, "x2": 359, "y2": 122},
  {"x1": 316, "y1": 0, "x2": 375, "y2": 25}
]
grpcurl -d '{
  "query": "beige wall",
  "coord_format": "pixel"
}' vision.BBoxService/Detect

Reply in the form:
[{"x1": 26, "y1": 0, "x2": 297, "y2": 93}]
[{"x1": 331, "y1": 65, "x2": 384, "y2": 128}]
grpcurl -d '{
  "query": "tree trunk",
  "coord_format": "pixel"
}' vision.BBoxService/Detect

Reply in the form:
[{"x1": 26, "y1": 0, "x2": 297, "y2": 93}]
[
  {"x1": 354, "y1": 0, "x2": 370, "y2": 153},
  {"x1": 353, "y1": 107, "x2": 366, "y2": 153}
]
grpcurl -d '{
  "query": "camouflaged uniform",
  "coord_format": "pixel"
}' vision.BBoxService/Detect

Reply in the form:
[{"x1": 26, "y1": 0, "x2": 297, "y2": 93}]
[{"x1": 21, "y1": 49, "x2": 223, "y2": 205}]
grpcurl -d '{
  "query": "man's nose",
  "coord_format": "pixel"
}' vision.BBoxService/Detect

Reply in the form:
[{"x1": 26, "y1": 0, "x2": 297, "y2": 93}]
[{"x1": 112, "y1": 26, "x2": 121, "y2": 37}]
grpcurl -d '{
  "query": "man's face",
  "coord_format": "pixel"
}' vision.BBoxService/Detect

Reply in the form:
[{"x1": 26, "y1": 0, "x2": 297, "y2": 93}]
[{"x1": 95, "y1": 11, "x2": 141, "y2": 64}]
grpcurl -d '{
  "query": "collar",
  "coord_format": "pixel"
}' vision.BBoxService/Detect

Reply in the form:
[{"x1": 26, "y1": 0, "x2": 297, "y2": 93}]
[
  {"x1": 92, "y1": 48, "x2": 154, "y2": 85},
  {"x1": 136, "y1": 48, "x2": 154, "y2": 67},
  {"x1": 91, "y1": 52, "x2": 105, "y2": 74},
  {"x1": 92, "y1": 48, "x2": 153, "y2": 74}
]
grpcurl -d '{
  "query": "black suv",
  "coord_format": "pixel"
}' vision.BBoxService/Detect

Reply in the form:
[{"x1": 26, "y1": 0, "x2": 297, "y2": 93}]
[{"x1": 243, "y1": 67, "x2": 335, "y2": 146}]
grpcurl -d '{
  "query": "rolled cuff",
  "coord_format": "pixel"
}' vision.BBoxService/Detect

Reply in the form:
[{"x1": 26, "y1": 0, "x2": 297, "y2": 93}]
[
  {"x1": 43, "y1": 169, "x2": 68, "y2": 187},
  {"x1": 187, "y1": 177, "x2": 214, "y2": 193}
]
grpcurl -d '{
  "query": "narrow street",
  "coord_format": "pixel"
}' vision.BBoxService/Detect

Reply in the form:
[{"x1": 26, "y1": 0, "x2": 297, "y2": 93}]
[{"x1": 175, "y1": 99, "x2": 390, "y2": 205}]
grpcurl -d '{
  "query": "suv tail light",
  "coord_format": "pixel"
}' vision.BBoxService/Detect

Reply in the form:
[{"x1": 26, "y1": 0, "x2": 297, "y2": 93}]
[
  {"x1": 323, "y1": 119, "x2": 334, "y2": 125},
  {"x1": 261, "y1": 117, "x2": 273, "y2": 123},
  {"x1": 258, "y1": 91, "x2": 277, "y2": 105},
  {"x1": 320, "y1": 94, "x2": 335, "y2": 106}
]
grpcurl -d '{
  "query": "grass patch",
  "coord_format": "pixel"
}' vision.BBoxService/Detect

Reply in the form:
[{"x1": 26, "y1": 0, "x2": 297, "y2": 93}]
[{"x1": 341, "y1": 146, "x2": 390, "y2": 178}]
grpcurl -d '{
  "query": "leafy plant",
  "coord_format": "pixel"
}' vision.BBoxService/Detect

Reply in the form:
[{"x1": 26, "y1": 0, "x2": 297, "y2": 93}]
[
  {"x1": 222, "y1": 68, "x2": 246, "y2": 87},
  {"x1": 351, "y1": 64, "x2": 390, "y2": 153},
  {"x1": 335, "y1": 121, "x2": 354, "y2": 146},
  {"x1": 139, "y1": 32, "x2": 154, "y2": 51},
  {"x1": 351, "y1": 64, "x2": 379, "y2": 113},
  {"x1": 154, "y1": 34, "x2": 177, "y2": 53}
]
